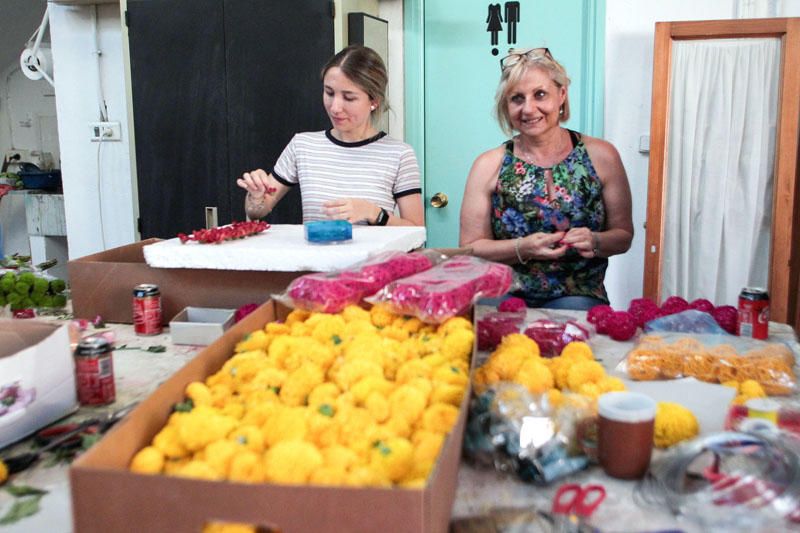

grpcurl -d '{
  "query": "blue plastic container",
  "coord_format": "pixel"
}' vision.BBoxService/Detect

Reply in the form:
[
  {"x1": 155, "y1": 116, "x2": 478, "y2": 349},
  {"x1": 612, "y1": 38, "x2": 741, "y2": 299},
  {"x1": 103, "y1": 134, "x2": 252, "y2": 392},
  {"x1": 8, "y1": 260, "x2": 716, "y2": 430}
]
[{"x1": 304, "y1": 220, "x2": 353, "y2": 244}]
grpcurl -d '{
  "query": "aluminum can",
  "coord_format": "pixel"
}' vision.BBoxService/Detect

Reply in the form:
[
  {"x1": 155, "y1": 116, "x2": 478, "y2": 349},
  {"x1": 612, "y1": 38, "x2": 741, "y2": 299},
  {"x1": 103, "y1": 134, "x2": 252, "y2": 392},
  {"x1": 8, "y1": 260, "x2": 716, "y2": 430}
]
[
  {"x1": 133, "y1": 283, "x2": 163, "y2": 336},
  {"x1": 75, "y1": 337, "x2": 116, "y2": 405},
  {"x1": 738, "y1": 287, "x2": 769, "y2": 340}
]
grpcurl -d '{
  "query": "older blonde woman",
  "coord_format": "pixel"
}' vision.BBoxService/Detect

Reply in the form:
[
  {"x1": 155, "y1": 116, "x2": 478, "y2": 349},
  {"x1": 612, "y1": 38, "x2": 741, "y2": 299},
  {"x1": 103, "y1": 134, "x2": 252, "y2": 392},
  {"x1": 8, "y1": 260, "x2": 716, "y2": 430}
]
[{"x1": 460, "y1": 48, "x2": 633, "y2": 309}]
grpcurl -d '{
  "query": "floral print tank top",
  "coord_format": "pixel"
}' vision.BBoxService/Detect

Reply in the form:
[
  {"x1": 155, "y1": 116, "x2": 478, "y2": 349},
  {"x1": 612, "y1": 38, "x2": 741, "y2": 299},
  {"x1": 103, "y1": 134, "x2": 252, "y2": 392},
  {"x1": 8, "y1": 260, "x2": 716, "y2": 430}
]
[{"x1": 491, "y1": 130, "x2": 609, "y2": 303}]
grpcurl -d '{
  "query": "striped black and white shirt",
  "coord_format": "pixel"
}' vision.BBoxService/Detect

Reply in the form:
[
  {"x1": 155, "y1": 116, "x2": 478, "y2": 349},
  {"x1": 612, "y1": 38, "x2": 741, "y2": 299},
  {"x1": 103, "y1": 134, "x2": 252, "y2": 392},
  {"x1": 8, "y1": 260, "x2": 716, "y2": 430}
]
[{"x1": 272, "y1": 129, "x2": 422, "y2": 223}]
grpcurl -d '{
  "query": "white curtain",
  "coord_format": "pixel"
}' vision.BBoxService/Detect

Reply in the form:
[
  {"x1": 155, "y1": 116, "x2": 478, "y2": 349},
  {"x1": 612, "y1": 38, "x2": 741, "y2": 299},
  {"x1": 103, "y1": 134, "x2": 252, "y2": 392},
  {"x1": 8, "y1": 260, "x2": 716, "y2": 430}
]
[{"x1": 662, "y1": 38, "x2": 780, "y2": 305}]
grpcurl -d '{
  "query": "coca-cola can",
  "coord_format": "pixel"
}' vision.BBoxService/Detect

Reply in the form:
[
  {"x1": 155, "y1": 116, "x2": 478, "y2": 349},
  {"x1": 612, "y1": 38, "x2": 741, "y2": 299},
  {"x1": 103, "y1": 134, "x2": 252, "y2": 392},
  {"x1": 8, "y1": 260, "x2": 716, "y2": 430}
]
[
  {"x1": 75, "y1": 337, "x2": 116, "y2": 405},
  {"x1": 133, "y1": 283, "x2": 163, "y2": 336},
  {"x1": 738, "y1": 287, "x2": 769, "y2": 340}
]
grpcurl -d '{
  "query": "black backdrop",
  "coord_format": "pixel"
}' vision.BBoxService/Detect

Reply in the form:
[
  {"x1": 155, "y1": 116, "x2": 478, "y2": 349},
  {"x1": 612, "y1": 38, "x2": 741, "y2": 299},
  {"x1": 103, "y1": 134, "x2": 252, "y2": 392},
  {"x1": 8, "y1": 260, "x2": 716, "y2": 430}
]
[{"x1": 128, "y1": 0, "x2": 335, "y2": 238}]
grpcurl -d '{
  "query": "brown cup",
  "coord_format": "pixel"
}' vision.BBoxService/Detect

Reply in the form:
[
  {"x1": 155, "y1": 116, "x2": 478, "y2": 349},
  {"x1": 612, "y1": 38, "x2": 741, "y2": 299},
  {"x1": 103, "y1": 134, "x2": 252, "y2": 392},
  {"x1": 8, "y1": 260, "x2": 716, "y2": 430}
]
[{"x1": 597, "y1": 392, "x2": 656, "y2": 480}]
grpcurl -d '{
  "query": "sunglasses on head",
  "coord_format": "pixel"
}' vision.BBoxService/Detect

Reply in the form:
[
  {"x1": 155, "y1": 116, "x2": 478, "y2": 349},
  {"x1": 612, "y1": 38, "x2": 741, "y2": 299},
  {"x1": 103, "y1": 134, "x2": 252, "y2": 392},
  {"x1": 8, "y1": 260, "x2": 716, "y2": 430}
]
[{"x1": 500, "y1": 47, "x2": 553, "y2": 71}]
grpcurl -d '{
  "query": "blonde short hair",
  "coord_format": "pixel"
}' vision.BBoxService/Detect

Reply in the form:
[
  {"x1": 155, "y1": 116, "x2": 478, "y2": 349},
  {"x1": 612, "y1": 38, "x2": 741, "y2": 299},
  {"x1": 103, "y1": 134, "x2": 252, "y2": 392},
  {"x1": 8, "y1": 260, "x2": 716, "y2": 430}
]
[
  {"x1": 322, "y1": 45, "x2": 388, "y2": 123},
  {"x1": 494, "y1": 49, "x2": 571, "y2": 136}
]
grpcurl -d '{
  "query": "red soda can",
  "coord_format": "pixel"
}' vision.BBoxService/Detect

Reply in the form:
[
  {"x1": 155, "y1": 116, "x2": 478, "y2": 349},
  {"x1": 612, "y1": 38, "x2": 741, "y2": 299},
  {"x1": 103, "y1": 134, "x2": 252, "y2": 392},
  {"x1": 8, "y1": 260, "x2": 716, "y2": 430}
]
[
  {"x1": 75, "y1": 337, "x2": 116, "y2": 405},
  {"x1": 133, "y1": 283, "x2": 163, "y2": 335},
  {"x1": 738, "y1": 287, "x2": 770, "y2": 340}
]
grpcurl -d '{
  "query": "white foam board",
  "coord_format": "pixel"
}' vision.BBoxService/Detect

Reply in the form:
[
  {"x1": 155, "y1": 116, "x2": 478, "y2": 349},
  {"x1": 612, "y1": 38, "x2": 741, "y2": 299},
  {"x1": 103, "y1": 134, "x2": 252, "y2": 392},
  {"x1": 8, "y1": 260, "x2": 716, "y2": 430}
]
[{"x1": 142, "y1": 224, "x2": 427, "y2": 272}]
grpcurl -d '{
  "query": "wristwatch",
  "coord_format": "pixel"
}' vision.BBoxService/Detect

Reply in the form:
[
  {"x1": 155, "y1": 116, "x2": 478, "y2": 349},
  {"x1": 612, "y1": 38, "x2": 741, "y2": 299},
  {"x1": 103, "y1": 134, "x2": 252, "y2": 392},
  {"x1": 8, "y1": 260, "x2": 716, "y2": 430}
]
[{"x1": 372, "y1": 207, "x2": 389, "y2": 226}]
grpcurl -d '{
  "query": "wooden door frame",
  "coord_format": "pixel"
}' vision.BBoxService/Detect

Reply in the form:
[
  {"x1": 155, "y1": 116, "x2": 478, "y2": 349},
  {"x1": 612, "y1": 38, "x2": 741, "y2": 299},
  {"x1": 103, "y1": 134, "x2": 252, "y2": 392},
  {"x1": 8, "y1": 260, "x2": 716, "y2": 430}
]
[{"x1": 644, "y1": 18, "x2": 800, "y2": 328}]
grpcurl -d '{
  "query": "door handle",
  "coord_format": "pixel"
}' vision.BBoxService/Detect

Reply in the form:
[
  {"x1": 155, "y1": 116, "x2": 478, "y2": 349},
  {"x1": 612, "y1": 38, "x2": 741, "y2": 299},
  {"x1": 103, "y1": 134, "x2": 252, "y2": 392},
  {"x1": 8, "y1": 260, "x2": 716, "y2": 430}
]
[{"x1": 430, "y1": 192, "x2": 448, "y2": 208}]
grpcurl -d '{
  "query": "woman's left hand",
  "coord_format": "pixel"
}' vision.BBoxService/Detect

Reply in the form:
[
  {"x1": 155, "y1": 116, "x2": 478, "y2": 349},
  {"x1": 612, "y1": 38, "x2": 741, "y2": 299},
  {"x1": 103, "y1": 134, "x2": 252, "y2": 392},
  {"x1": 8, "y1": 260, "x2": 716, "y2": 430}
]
[
  {"x1": 323, "y1": 198, "x2": 379, "y2": 224},
  {"x1": 561, "y1": 227, "x2": 597, "y2": 258}
]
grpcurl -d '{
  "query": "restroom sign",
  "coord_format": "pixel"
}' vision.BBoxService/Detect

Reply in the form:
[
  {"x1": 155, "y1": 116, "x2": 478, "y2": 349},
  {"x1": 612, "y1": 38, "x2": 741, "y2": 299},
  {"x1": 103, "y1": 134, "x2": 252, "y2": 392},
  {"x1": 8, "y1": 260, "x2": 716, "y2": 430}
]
[{"x1": 487, "y1": 1, "x2": 520, "y2": 55}]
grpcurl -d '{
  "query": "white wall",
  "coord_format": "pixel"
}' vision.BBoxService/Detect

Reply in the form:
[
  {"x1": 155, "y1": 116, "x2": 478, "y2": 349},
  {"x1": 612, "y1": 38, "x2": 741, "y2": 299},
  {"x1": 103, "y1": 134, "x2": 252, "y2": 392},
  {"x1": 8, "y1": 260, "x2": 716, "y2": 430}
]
[
  {"x1": 602, "y1": 0, "x2": 796, "y2": 308},
  {"x1": 379, "y1": 0, "x2": 404, "y2": 139},
  {"x1": 0, "y1": 65, "x2": 58, "y2": 167},
  {"x1": 49, "y1": 4, "x2": 136, "y2": 259}
]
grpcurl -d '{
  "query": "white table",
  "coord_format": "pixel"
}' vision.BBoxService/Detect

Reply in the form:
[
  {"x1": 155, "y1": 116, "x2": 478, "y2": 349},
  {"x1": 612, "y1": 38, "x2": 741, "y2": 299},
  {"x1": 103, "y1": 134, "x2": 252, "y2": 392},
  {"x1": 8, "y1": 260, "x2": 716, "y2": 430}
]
[{"x1": 1, "y1": 307, "x2": 797, "y2": 532}]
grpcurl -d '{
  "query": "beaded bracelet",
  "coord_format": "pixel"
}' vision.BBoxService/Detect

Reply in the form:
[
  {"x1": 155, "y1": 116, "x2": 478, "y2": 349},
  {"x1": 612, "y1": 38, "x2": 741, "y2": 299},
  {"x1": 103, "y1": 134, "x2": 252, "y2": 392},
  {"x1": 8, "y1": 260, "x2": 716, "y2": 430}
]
[{"x1": 515, "y1": 237, "x2": 529, "y2": 265}]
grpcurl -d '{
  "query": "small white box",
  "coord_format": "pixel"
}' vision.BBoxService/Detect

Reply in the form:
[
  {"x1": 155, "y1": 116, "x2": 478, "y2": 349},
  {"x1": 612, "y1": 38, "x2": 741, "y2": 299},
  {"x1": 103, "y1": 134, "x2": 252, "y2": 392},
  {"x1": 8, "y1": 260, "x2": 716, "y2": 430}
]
[
  {"x1": 169, "y1": 307, "x2": 235, "y2": 346},
  {"x1": 0, "y1": 320, "x2": 78, "y2": 448}
]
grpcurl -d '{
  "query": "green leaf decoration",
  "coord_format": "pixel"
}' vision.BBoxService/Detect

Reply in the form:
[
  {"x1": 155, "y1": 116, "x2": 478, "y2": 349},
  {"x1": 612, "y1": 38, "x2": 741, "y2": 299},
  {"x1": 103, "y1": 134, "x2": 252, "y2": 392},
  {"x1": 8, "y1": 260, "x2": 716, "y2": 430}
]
[
  {"x1": 318, "y1": 404, "x2": 335, "y2": 417},
  {"x1": 172, "y1": 399, "x2": 194, "y2": 413},
  {"x1": 0, "y1": 495, "x2": 44, "y2": 525},
  {"x1": 4, "y1": 485, "x2": 48, "y2": 497},
  {"x1": 331, "y1": 335, "x2": 342, "y2": 345}
]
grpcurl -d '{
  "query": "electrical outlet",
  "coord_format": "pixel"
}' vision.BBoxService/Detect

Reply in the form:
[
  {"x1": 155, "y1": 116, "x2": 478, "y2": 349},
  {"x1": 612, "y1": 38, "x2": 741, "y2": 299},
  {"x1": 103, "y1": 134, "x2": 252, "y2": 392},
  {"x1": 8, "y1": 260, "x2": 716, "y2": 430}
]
[{"x1": 89, "y1": 121, "x2": 122, "y2": 142}]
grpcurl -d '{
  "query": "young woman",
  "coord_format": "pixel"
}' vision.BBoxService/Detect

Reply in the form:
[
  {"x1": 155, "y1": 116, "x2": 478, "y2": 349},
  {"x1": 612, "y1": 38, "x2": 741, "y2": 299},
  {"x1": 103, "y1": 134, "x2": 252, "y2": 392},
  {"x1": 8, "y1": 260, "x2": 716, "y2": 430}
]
[
  {"x1": 459, "y1": 48, "x2": 633, "y2": 309},
  {"x1": 237, "y1": 45, "x2": 424, "y2": 227}
]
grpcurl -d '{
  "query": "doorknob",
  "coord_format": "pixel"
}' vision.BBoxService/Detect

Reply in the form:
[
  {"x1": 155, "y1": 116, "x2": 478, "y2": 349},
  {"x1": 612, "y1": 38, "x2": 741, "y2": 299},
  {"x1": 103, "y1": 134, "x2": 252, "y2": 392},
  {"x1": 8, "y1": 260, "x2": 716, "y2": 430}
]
[{"x1": 430, "y1": 192, "x2": 448, "y2": 208}]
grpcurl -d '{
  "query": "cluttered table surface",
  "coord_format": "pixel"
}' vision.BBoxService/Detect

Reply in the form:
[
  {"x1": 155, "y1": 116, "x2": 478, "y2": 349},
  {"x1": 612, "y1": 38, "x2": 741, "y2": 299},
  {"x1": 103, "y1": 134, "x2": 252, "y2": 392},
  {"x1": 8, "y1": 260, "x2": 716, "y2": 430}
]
[{"x1": 1, "y1": 306, "x2": 798, "y2": 532}]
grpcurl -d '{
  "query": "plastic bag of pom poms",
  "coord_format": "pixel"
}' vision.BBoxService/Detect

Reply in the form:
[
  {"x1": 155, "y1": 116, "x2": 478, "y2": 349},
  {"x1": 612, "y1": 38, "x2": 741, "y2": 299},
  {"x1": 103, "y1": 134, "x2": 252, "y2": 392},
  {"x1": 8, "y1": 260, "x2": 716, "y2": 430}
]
[
  {"x1": 644, "y1": 310, "x2": 729, "y2": 335},
  {"x1": 463, "y1": 383, "x2": 593, "y2": 484},
  {"x1": 522, "y1": 312, "x2": 592, "y2": 357},
  {"x1": 618, "y1": 332, "x2": 797, "y2": 395},
  {"x1": 278, "y1": 250, "x2": 439, "y2": 313},
  {"x1": 477, "y1": 311, "x2": 527, "y2": 351},
  {"x1": 366, "y1": 255, "x2": 514, "y2": 323}
]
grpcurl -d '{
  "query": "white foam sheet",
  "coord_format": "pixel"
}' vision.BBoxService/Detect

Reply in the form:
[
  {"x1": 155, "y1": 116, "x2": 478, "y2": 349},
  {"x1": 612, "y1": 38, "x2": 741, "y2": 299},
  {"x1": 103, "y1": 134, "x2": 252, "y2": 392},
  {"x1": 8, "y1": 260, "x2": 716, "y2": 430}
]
[{"x1": 142, "y1": 224, "x2": 427, "y2": 272}]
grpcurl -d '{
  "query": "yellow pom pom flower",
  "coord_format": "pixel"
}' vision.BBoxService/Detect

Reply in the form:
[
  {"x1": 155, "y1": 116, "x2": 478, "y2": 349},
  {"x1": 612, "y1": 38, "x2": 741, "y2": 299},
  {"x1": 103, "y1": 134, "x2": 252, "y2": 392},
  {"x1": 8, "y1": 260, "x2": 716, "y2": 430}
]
[
  {"x1": 130, "y1": 446, "x2": 165, "y2": 475},
  {"x1": 654, "y1": 402, "x2": 699, "y2": 448},
  {"x1": 514, "y1": 359, "x2": 554, "y2": 394},
  {"x1": 264, "y1": 441, "x2": 324, "y2": 484},
  {"x1": 560, "y1": 341, "x2": 594, "y2": 361},
  {"x1": 566, "y1": 360, "x2": 606, "y2": 392},
  {"x1": 740, "y1": 380, "x2": 766, "y2": 399}
]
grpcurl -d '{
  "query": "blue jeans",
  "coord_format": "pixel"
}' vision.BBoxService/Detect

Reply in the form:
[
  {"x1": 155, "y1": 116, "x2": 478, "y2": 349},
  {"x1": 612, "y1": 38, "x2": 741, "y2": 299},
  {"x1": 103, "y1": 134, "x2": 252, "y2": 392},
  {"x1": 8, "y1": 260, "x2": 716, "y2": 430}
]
[{"x1": 480, "y1": 294, "x2": 606, "y2": 311}]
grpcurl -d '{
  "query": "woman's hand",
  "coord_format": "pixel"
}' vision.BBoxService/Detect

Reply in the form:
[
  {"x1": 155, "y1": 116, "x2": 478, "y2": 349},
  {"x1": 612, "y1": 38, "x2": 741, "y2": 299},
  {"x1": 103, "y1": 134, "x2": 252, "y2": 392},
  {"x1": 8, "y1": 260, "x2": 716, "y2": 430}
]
[
  {"x1": 236, "y1": 169, "x2": 278, "y2": 199},
  {"x1": 560, "y1": 227, "x2": 597, "y2": 258},
  {"x1": 323, "y1": 198, "x2": 380, "y2": 224},
  {"x1": 518, "y1": 231, "x2": 568, "y2": 261},
  {"x1": 237, "y1": 169, "x2": 283, "y2": 219}
]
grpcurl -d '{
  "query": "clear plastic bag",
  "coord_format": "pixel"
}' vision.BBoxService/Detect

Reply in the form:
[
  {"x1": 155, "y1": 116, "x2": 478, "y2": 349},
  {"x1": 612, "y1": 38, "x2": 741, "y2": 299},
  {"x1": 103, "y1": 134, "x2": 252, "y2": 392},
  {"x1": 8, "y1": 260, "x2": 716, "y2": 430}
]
[
  {"x1": 367, "y1": 255, "x2": 514, "y2": 324},
  {"x1": 464, "y1": 383, "x2": 594, "y2": 484},
  {"x1": 277, "y1": 250, "x2": 439, "y2": 313},
  {"x1": 522, "y1": 311, "x2": 592, "y2": 358},
  {"x1": 644, "y1": 309, "x2": 730, "y2": 335},
  {"x1": 618, "y1": 332, "x2": 797, "y2": 395}
]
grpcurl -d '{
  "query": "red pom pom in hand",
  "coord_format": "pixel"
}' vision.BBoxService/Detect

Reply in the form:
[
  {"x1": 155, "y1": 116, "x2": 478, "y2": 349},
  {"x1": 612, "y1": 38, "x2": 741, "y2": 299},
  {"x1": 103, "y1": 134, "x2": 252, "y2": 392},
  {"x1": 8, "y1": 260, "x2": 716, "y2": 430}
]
[{"x1": 712, "y1": 305, "x2": 738, "y2": 335}]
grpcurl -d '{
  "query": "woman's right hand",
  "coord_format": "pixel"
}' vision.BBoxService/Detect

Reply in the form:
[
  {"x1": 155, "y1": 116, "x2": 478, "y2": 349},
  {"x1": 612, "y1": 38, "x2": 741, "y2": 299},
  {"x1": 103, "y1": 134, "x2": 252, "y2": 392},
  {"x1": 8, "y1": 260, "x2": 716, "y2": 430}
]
[
  {"x1": 236, "y1": 169, "x2": 278, "y2": 199},
  {"x1": 518, "y1": 231, "x2": 568, "y2": 261}
]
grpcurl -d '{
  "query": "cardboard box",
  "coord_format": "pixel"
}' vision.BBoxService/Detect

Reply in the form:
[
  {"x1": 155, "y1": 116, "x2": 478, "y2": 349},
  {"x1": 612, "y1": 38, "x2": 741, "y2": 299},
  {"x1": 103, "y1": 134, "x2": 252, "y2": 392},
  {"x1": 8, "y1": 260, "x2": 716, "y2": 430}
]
[
  {"x1": 169, "y1": 306, "x2": 235, "y2": 346},
  {"x1": 71, "y1": 300, "x2": 469, "y2": 533},
  {"x1": 67, "y1": 239, "x2": 306, "y2": 325},
  {"x1": 0, "y1": 320, "x2": 78, "y2": 448}
]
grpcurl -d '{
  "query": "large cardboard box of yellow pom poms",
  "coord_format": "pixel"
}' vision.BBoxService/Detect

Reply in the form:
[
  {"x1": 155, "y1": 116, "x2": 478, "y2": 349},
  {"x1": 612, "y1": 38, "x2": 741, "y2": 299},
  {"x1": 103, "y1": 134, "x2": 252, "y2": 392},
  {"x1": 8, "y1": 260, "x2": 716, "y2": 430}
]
[{"x1": 70, "y1": 299, "x2": 473, "y2": 533}]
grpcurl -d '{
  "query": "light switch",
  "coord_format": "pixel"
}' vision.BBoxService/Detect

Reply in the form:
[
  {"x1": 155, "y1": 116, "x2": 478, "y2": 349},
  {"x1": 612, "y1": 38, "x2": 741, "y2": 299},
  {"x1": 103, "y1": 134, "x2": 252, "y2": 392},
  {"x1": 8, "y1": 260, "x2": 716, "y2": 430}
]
[{"x1": 639, "y1": 135, "x2": 650, "y2": 153}]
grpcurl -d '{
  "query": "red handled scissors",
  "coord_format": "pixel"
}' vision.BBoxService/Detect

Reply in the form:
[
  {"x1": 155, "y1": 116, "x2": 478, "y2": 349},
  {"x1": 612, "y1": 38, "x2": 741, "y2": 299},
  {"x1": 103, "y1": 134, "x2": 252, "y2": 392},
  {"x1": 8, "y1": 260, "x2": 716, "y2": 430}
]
[{"x1": 551, "y1": 483, "x2": 606, "y2": 519}]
